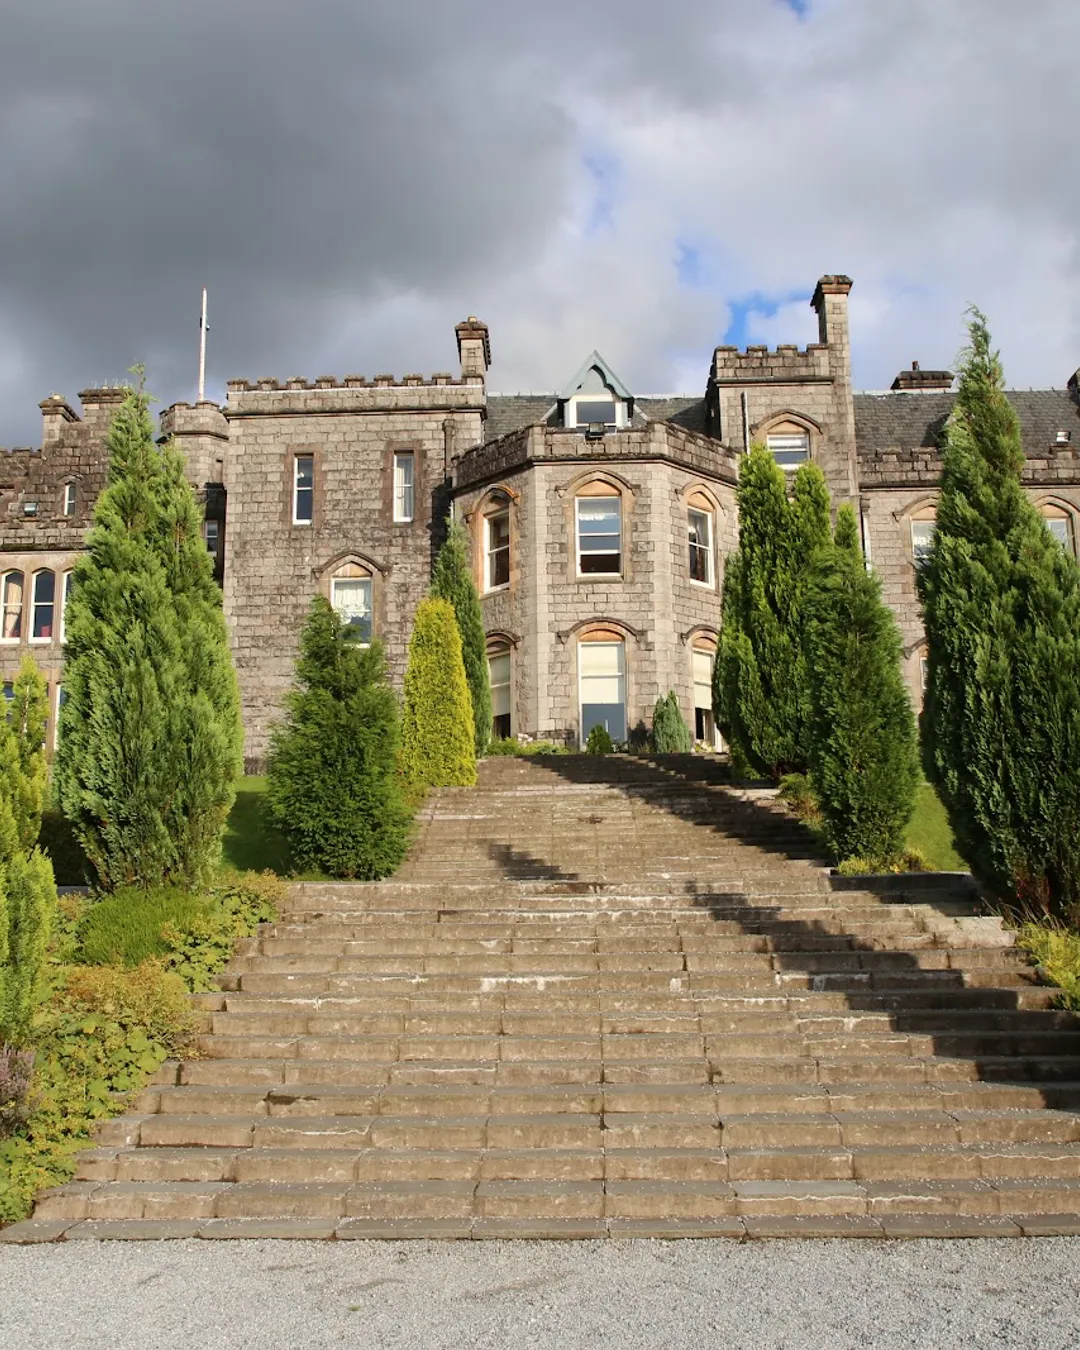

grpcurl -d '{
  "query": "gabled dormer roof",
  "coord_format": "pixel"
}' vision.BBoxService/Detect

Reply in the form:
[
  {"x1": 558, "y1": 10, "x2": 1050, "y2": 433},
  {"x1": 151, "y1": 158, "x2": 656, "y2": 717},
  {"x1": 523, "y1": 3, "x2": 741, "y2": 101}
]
[{"x1": 557, "y1": 351, "x2": 634, "y2": 402}]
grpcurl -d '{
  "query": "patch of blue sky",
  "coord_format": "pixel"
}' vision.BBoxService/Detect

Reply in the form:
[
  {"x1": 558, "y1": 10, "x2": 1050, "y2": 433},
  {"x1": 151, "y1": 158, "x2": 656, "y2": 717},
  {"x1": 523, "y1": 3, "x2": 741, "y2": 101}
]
[
  {"x1": 780, "y1": 0, "x2": 811, "y2": 17},
  {"x1": 582, "y1": 149, "x2": 618, "y2": 237},
  {"x1": 674, "y1": 238, "x2": 723, "y2": 290},
  {"x1": 723, "y1": 290, "x2": 812, "y2": 347}
]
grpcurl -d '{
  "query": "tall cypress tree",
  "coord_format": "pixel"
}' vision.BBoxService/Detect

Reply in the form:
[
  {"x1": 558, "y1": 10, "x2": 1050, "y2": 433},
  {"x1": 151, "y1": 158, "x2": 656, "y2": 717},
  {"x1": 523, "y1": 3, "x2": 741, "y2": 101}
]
[
  {"x1": 919, "y1": 311, "x2": 1080, "y2": 916},
  {"x1": 400, "y1": 596, "x2": 477, "y2": 796},
  {"x1": 714, "y1": 448, "x2": 832, "y2": 777},
  {"x1": 431, "y1": 518, "x2": 491, "y2": 757},
  {"x1": 804, "y1": 507, "x2": 919, "y2": 864},
  {"x1": 267, "y1": 599, "x2": 411, "y2": 878},
  {"x1": 55, "y1": 374, "x2": 242, "y2": 890}
]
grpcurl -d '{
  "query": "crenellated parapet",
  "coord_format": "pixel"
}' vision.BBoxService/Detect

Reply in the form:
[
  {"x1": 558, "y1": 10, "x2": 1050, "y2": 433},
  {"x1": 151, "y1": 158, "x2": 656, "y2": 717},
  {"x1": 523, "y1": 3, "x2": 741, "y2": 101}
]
[{"x1": 224, "y1": 371, "x2": 487, "y2": 419}]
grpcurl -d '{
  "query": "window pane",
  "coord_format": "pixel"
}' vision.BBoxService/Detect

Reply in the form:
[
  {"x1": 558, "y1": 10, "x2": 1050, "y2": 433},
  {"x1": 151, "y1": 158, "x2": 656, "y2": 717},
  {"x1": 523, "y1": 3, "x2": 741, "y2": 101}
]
[
  {"x1": 294, "y1": 456, "x2": 314, "y2": 523},
  {"x1": 489, "y1": 652, "x2": 511, "y2": 718},
  {"x1": 766, "y1": 433, "x2": 809, "y2": 468},
  {"x1": 575, "y1": 399, "x2": 617, "y2": 426},
  {"x1": 394, "y1": 453, "x2": 415, "y2": 522},
  {"x1": 2, "y1": 572, "x2": 23, "y2": 640},
  {"x1": 332, "y1": 577, "x2": 372, "y2": 642},
  {"x1": 577, "y1": 500, "x2": 621, "y2": 574},
  {"x1": 1046, "y1": 516, "x2": 1071, "y2": 548},
  {"x1": 579, "y1": 551, "x2": 621, "y2": 574},
  {"x1": 577, "y1": 503, "x2": 620, "y2": 531},
  {"x1": 32, "y1": 571, "x2": 55, "y2": 639},
  {"x1": 688, "y1": 508, "x2": 713, "y2": 584},
  {"x1": 693, "y1": 650, "x2": 713, "y2": 706},
  {"x1": 205, "y1": 519, "x2": 220, "y2": 552},
  {"x1": 60, "y1": 572, "x2": 73, "y2": 642},
  {"x1": 63, "y1": 483, "x2": 76, "y2": 516},
  {"x1": 910, "y1": 520, "x2": 935, "y2": 566},
  {"x1": 486, "y1": 511, "x2": 510, "y2": 589}
]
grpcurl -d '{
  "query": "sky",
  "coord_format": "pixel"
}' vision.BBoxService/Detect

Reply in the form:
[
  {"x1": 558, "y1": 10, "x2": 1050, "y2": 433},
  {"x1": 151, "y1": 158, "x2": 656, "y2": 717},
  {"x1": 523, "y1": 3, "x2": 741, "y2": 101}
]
[{"x1": 1, "y1": 0, "x2": 1078, "y2": 444}]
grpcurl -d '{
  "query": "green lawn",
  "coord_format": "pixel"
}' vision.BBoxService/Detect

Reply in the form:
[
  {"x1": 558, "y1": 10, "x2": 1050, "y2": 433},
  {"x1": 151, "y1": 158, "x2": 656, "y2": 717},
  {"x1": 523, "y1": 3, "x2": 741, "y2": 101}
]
[
  {"x1": 906, "y1": 782, "x2": 966, "y2": 872},
  {"x1": 222, "y1": 776, "x2": 291, "y2": 874}
]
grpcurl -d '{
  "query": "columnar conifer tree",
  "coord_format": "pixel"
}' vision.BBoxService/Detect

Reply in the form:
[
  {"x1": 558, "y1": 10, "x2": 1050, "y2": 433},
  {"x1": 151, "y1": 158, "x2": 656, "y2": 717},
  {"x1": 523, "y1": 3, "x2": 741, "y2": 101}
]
[
  {"x1": 919, "y1": 312, "x2": 1080, "y2": 916},
  {"x1": 804, "y1": 505, "x2": 919, "y2": 864},
  {"x1": 267, "y1": 598, "x2": 411, "y2": 878},
  {"x1": 400, "y1": 596, "x2": 477, "y2": 795},
  {"x1": 55, "y1": 374, "x2": 243, "y2": 890},
  {"x1": 651, "y1": 691, "x2": 692, "y2": 753},
  {"x1": 431, "y1": 518, "x2": 491, "y2": 757},
  {"x1": 713, "y1": 447, "x2": 832, "y2": 778},
  {"x1": 0, "y1": 657, "x2": 57, "y2": 1045}
]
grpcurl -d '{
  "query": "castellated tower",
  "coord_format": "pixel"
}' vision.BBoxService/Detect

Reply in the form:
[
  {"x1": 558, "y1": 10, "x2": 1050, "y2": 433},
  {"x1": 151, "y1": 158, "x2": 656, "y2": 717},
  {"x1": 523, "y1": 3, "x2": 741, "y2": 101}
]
[{"x1": 707, "y1": 274, "x2": 858, "y2": 506}]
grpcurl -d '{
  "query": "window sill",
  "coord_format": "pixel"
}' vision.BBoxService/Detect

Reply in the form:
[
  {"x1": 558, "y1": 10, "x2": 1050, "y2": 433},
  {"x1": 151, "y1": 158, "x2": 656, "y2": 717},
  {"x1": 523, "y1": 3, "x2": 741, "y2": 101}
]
[
  {"x1": 483, "y1": 583, "x2": 510, "y2": 597},
  {"x1": 29, "y1": 638, "x2": 52, "y2": 646},
  {"x1": 575, "y1": 574, "x2": 624, "y2": 582},
  {"x1": 689, "y1": 578, "x2": 716, "y2": 591},
  {"x1": 291, "y1": 519, "x2": 314, "y2": 527},
  {"x1": 0, "y1": 637, "x2": 21, "y2": 646},
  {"x1": 393, "y1": 516, "x2": 415, "y2": 525}
]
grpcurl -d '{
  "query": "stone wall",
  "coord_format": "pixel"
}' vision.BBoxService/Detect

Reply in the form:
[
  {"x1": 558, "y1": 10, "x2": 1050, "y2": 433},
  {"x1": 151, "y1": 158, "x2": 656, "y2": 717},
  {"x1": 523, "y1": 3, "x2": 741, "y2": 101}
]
[{"x1": 222, "y1": 375, "x2": 486, "y2": 768}]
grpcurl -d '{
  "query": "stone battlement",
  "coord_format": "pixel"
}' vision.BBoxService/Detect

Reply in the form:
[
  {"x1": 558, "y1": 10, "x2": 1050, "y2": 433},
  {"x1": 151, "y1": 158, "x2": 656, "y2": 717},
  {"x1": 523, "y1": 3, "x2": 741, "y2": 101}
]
[
  {"x1": 711, "y1": 342, "x2": 833, "y2": 383},
  {"x1": 224, "y1": 373, "x2": 487, "y2": 418}
]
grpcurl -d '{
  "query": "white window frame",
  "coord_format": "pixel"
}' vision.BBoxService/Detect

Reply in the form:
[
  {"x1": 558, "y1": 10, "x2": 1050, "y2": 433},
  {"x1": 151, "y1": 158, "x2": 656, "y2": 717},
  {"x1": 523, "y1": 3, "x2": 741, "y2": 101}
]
[
  {"x1": 29, "y1": 569, "x2": 55, "y2": 644},
  {"x1": 567, "y1": 395, "x2": 626, "y2": 431},
  {"x1": 204, "y1": 518, "x2": 220, "y2": 555},
  {"x1": 766, "y1": 431, "x2": 810, "y2": 470},
  {"x1": 292, "y1": 455, "x2": 314, "y2": 525},
  {"x1": 488, "y1": 645, "x2": 512, "y2": 740},
  {"x1": 330, "y1": 575, "x2": 374, "y2": 645},
  {"x1": 1, "y1": 570, "x2": 23, "y2": 643},
  {"x1": 688, "y1": 507, "x2": 714, "y2": 587},
  {"x1": 393, "y1": 452, "x2": 415, "y2": 524},
  {"x1": 59, "y1": 571, "x2": 73, "y2": 643},
  {"x1": 1043, "y1": 511, "x2": 1075, "y2": 554},
  {"x1": 484, "y1": 509, "x2": 511, "y2": 593},
  {"x1": 575, "y1": 496, "x2": 622, "y2": 578},
  {"x1": 578, "y1": 638, "x2": 627, "y2": 746},
  {"x1": 54, "y1": 684, "x2": 67, "y2": 752},
  {"x1": 692, "y1": 646, "x2": 721, "y2": 749},
  {"x1": 62, "y1": 482, "x2": 76, "y2": 516}
]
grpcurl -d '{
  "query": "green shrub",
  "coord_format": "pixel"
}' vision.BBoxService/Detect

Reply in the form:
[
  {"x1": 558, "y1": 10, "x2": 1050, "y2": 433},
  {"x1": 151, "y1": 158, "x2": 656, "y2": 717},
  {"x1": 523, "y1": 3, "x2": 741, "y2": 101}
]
[
  {"x1": 267, "y1": 600, "x2": 412, "y2": 879},
  {"x1": 0, "y1": 848, "x2": 59, "y2": 1045},
  {"x1": 78, "y1": 887, "x2": 215, "y2": 968},
  {"x1": 650, "y1": 691, "x2": 692, "y2": 753},
  {"x1": 714, "y1": 449, "x2": 832, "y2": 779},
  {"x1": 1017, "y1": 922, "x2": 1080, "y2": 1009},
  {"x1": 803, "y1": 512, "x2": 919, "y2": 865},
  {"x1": 400, "y1": 596, "x2": 477, "y2": 794},
  {"x1": 38, "y1": 809, "x2": 90, "y2": 886},
  {"x1": 0, "y1": 959, "x2": 196, "y2": 1223},
  {"x1": 919, "y1": 311, "x2": 1080, "y2": 920},
  {"x1": 0, "y1": 1045, "x2": 34, "y2": 1137},
  {"x1": 777, "y1": 772, "x2": 824, "y2": 831},
  {"x1": 834, "y1": 849, "x2": 933, "y2": 877},
  {"x1": 586, "y1": 725, "x2": 614, "y2": 755},
  {"x1": 431, "y1": 519, "x2": 492, "y2": 758}
]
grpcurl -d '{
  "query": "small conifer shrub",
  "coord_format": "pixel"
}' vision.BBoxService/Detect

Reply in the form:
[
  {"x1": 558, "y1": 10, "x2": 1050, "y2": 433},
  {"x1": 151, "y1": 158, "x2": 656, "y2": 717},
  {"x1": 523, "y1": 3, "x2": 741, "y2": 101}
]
[
  {"x1": 267, "y1": 598, "x2": 412, "y2": 878},
  {"x1": 650, "y1": 691, "x2": 692, "y2": 753},
  {"x1": 400, "y1": 596, "x2": 477, "y2": 794},
  {"x1": 585, "y1": 725, "x2": 614, "y2": 755}
]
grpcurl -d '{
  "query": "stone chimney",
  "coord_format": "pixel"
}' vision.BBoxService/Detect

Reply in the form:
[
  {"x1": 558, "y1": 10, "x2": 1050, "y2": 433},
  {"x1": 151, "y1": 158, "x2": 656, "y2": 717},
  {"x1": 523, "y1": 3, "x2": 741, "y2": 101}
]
[
  {"x1": 891, "y1": 361, "x2": 953, "y2": 393},
  {"x1": 38, "y1": 395, "x2": 79, "y2": 446},
  {"x1": 78, "y1": 387, "x2": 127, "y2": 436},
  {"x1": 811, "y1": 275, "x2": 853, "y2": 348},
  {"x1": 456, "y1": 317, "x2": 491, "y2": 380}
]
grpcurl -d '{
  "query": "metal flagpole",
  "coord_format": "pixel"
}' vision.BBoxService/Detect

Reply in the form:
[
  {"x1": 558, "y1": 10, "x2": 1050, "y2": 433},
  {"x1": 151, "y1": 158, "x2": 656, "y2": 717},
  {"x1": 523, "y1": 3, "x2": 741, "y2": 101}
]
[{"x1": 198, "y1": 287, "x2": 208, "y2": 402}]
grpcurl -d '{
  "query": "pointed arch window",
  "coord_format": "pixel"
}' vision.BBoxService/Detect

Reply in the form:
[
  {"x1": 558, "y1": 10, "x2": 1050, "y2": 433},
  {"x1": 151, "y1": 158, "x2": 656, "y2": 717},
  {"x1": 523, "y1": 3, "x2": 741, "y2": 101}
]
[
  {"x1": 765, "y1": 420, "x2": 811, "y2": 469},
  {"x1": 1, "y1": 571, "x2": 23, "y2": 641},
  {"x1": 30, "y1": 570, "x2": 55, "y2": 642},
  {"x1": 909, "y1": 504, "x2": 936, "y2": 569},
  {"x1": 330, "y1": 563, "x2": 373, "y2": 643},
  {"x1": 483, "y1": 499, "x2": 511, "y2": 592},
  {"x1": 1042, "y1": 504, "x2": 1075, "y2": 555}
]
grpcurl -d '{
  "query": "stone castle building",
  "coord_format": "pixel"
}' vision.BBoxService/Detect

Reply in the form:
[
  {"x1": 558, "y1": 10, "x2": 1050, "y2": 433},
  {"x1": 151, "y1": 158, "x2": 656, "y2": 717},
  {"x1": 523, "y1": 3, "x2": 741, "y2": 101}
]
[{"x1": 2, "y1": 275, "x2": 1079, "y2": 770}]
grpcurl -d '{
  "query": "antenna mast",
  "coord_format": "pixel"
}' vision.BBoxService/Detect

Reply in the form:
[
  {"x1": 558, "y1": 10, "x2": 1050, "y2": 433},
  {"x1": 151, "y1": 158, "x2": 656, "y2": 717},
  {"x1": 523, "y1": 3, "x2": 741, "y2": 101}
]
[{"x1": 198, "y1": 287, "x2": 208, "y2": 402}]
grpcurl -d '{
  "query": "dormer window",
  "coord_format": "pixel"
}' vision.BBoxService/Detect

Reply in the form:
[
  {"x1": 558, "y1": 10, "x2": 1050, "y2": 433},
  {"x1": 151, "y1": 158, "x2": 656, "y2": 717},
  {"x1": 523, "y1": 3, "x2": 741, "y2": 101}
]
[
  {"x1": 1056, "y1": 430, "x2": 1072, "y2": 446},
  {"x1": 559, "y1": 353, "x2": 632, "y2": 433}
]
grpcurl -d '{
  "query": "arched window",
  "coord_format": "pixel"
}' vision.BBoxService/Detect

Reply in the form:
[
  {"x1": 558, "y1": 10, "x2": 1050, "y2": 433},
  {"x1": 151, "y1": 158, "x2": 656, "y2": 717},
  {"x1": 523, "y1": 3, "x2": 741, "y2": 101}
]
[
  {"x1": 687, "y1": 491, "x2": 716, "y2": 587},
  {"x1": 487, "y1": 639, "x2": 512, "y2": 740},
  {"x1": 575, "y1": 482, "x2": 622, "y2": 576},
  {"x1": 764, "y1": 419, "x2": 811, "y2": 469},
  {"x1": 909, "y1": 504, "x2": 936, "y2": 569},
  {"x1": 30, "y1": 570, "x2": 55, "y2": 642},
  {"x1": 692, "y1": 639, "x2": 719, "y2": 747},
  {"x1": 482, "y1": 495, "x2": 511, "y2": 592},
  {"x1": 578, "y1": 629, "x2": 626, "y2": 744},
  {"x1": 1, "y1": 571, "x2": 24, "y2": 642},
  {"x1": 1042, "y1": 503, "x2": 1075, "y2": 555},
  {"x1": 329, "y1": 562, "x2": 373, "y2": 643}
]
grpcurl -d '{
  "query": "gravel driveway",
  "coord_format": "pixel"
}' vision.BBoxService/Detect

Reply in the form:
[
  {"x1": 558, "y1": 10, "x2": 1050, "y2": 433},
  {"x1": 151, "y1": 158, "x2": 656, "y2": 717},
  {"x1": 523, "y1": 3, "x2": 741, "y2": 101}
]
[{"x1": 1, "y1": 1237, "x2": 1078, "y2": 1349}]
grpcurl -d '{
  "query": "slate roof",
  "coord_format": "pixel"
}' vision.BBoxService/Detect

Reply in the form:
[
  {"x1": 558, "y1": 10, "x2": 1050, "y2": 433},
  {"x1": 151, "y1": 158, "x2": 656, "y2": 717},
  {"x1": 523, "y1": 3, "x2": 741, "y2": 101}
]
[
  {"x1": 483, "y1": 394, "x2": 708, "y2": 444},
  {"x1": 854, "y1": 390, "x2": 1080, "y2": 458}
]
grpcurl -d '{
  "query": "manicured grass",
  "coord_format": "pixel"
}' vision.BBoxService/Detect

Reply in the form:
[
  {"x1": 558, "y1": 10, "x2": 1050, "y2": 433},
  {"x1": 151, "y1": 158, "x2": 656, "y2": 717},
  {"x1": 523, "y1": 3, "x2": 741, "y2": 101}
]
[
  {"x1": 906, "y1": 782, "x2": 966, "y2": 872},
  {"x1": 222, "y1": 776, "x2": 291, "y2": 874}
]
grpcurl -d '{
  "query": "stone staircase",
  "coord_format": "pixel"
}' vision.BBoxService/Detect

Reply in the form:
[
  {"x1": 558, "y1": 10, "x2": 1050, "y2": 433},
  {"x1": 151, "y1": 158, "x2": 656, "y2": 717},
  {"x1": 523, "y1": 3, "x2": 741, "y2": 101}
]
[{"x1": 11, "y1": 754, "x2": 1080, "y2": 1240}]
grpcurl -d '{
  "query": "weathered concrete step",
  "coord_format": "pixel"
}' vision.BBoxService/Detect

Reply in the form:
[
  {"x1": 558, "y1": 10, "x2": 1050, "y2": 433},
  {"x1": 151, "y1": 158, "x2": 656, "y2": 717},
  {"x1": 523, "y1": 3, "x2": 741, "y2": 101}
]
[
  {"x1": 72, "y1": 1137, "x2": 1080, "y2": 1188},
  {"x1": 30, "y1": 1174, "x2": 1080, "y2": 1224}
]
